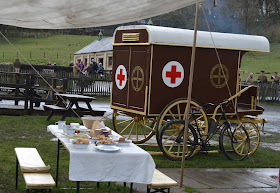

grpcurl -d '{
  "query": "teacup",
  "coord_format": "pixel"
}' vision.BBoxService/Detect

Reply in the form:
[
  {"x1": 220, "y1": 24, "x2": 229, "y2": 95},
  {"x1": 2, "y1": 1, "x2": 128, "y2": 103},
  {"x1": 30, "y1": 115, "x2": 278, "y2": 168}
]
[{"x1": 55, "y1": 121, "x2": 66, "y2": 130}]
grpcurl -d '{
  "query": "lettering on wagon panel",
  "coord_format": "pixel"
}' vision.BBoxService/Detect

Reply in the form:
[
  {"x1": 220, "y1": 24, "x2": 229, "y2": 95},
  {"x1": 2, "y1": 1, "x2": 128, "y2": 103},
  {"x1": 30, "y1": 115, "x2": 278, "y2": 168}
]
[
  {"x1": 162, "y1": 61, "x2": 184, "y2": 88},
  {"x1": 115, "y1": 65, "x2": 127, "y2": 90}
]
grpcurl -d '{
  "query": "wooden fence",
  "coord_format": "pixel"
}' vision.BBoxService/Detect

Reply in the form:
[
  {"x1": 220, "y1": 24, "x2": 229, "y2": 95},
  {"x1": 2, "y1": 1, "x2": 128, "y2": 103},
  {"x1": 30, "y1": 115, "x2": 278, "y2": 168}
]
[{"x1": 0, "y1": 64, "x2": 112, "y2": 96}]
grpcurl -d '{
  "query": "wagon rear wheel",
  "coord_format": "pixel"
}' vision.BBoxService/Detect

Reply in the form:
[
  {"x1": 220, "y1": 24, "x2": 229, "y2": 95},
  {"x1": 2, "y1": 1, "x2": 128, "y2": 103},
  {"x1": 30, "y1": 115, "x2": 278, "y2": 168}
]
[
  {"x1": 112, "y1": 110, "x2": 156, "y2": 144},
  {"x1": 158, "y1": 119, "x2": 198, "y2": 161}
]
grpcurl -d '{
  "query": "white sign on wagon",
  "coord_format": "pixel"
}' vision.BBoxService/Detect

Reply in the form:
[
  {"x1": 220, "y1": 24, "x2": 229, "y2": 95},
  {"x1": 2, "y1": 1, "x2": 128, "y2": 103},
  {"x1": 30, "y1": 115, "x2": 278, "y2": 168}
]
[
  {"x1": 115, "y1": 64, "x2": 127, "y2": 90},
  {"x1": 162, "y1": 61, "x2": 184, "y2": 88}
]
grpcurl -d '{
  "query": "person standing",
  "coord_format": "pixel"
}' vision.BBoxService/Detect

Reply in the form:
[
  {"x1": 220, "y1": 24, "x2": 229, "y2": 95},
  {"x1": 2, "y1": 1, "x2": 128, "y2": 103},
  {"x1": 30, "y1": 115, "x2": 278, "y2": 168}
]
[
  {"x1": 73, "y1": 62, "x2": 80, "y2": 76},
  {"x1": 271, "y1": 72, "x2": 279, "y2": 101},
  {"x1": 13, "y1": 58, "x2": 21, "y2": 73},
  {"x1": 97, "y1": 63, "x2": 104, "y2": 73},
  {"x1": 258, "y1": 71, "x2": 267, "y2": 101},
  {"x1": 78, "y1": 61, "x2": 84, "y2": 71},
  {"x1": 246, "y1": 73, "x2": 254, "y2": 85}
]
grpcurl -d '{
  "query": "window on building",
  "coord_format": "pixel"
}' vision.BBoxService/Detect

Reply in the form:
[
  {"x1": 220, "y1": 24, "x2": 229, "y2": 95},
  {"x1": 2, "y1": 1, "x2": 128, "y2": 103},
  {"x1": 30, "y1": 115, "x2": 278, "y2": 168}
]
[
  {"x1": 98, "y1": 58, "x2": 104, "y2": 65},
  {"x1": 108, "y1": 56, "x2": 113, "y2": 67},
  {"x1": 84, "y1": 58, "x2": 88, "y2": 66}
]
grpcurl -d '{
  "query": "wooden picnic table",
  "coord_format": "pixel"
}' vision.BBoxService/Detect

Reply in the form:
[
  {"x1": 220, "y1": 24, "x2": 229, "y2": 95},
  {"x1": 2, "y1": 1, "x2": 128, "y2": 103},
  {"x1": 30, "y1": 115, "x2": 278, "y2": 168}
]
[
  {"x1": 44, "y1": 94, "x2": 103, "y2": 121},
  {"x1": 47, "y1": 125, "x2": 156, "y2": 193}
]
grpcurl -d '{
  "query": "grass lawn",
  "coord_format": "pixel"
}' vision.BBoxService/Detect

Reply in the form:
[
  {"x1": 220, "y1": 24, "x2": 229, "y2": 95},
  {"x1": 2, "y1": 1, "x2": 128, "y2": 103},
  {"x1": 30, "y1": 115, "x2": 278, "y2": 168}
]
[
  {"x1": 0, "y1": 115, "x2": 278, "y2": 192},
  {"x1": 0, "y1": 115, "x2": 133, "y2": 193}
]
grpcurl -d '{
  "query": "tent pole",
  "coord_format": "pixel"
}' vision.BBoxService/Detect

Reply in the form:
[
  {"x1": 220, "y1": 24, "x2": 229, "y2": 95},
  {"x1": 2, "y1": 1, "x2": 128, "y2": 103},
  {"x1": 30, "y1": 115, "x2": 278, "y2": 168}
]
[{"x1": 180, "y1": 2, "x2": 201, "y2": 187}]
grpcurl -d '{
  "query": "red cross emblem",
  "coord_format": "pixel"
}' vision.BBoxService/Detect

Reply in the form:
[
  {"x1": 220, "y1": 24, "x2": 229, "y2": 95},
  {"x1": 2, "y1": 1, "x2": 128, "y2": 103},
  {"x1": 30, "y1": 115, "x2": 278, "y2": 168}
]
[
  {"x1": 117, "y1": 69, "x2": 125, "y2": 86},
  {"x1": 115, "y1": 65, "x2": 127, "y2": 90},
  {"x1": 166, "y1": 65, "x2": 182, "y2": 84},
  {"x1": 162, "y1": 61, "x2": 184, "y2": 88}
]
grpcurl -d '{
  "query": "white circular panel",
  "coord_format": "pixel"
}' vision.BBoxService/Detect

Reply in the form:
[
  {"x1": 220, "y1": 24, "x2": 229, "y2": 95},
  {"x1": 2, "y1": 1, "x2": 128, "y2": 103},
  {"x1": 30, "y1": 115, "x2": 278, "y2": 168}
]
[
  {"x1": 162, "y1": 61, "x2": 184, "y2": 88},
  {"x1": 115, "y1": 65, "x2": 127, "y2": 90}
]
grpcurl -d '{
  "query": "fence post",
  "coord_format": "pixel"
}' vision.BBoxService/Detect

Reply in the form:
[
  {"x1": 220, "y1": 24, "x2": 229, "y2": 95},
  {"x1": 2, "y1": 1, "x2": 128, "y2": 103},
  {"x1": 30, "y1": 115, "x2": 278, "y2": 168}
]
[
  {"x1": 24, "y1": 74, "x2": 31, "y2": 114},
  {"x1": 28, "y1": 74, "x2": 34, "y2": 115},
  {"x1": 14, "y1": 73, "x2": 20, "y2": 105}
]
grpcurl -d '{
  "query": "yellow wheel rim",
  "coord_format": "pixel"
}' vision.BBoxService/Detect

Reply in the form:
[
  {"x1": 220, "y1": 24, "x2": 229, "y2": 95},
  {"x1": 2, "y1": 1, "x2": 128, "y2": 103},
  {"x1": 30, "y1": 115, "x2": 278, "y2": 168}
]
[{"x1": 112, "y1": 110, "x2": 156, "y2": 144}]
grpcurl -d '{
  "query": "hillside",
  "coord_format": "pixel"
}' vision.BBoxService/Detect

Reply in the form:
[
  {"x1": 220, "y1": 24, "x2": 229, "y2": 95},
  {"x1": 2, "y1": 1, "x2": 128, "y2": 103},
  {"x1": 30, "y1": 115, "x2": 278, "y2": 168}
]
[
  {"x1": 240, "y1": 43, "x2": 280, "y2": 80},
  {"x1": 0, "y1": 35, "x2": 99, "y2": 66}
]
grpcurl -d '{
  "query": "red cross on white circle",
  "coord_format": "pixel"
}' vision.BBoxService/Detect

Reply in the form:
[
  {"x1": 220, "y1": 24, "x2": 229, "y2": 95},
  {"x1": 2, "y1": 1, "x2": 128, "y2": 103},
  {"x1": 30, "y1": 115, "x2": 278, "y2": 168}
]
[
  {"x1": 115, "y1": 65, "x2": 127, "y2": 90},
  {"x1": 162, "y1": 61, "x2": 184, "y2": 88}
]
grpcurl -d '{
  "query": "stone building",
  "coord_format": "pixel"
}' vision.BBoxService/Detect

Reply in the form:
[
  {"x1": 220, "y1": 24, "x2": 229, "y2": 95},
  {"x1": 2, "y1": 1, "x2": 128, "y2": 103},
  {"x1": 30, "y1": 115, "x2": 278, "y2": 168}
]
[{"x1": 74, "y1": 37, "x2": 113, "y2": 70}]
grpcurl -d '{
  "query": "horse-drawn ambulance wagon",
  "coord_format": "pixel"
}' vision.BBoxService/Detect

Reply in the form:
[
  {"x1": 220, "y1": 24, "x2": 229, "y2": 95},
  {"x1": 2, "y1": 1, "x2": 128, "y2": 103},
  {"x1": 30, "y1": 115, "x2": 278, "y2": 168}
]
[{"x1": 110, "y1": 25, "x2": 269, "y2": 160}]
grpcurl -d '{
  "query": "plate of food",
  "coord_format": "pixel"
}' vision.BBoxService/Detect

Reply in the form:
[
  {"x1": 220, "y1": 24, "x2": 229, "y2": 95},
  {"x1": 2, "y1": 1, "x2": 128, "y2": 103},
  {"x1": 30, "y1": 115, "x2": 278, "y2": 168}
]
[
  {"x1": 116, "y1": 137, "x2": 132, "y2": 146},
  {"x1": 96, "y1": 146, "x2": 121, "y2": 152},
  {"x1": 70, "y1": 138, "x2": 91, "y2": 149},
  {"x1": 97, "y1": 140, "x2": 117, "y2": 146}
]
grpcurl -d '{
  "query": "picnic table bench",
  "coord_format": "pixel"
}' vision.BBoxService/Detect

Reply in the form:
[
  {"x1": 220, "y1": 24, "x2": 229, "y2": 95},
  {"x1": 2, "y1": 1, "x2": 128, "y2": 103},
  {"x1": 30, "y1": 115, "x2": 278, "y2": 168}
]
[
  {"x1": 148, "y1": 169, "x2": 178, "y2": 193},
  {"x1": 44, "y1": 94, "x2": 105, "y2": 121},
  {"x1": 15, "y1": 147, "x2": 55, "y2": 192}
]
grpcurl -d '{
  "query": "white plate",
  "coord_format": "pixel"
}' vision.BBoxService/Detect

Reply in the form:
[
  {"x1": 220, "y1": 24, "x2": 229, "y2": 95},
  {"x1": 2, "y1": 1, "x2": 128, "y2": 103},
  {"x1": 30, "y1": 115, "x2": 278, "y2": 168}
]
[{"x1": 96, "y1": 146, "x2": 121, "y2": 152}]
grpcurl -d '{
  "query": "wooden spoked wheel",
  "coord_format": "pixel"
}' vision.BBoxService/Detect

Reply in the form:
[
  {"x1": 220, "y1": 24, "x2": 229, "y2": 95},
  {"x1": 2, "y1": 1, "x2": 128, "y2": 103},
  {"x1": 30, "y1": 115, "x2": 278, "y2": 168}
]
[
  {"x1": 155, "y1": 98, "x2": 208, "y2": 159},
  {"x1": 238, "y1": 122, "x2": 260, "y2": 155},
  {"x1": 158, "y1": 119, "x2": 198, "y2": 161},
  {"x1": 156, "y1": 98, "x2": 208, "y2": 142},
  {"x1": 219, "y1": 123, "x2": 249, "y2": 161},
  {"x1": 112, "y1": 110, "x2": 157, "y2": 144}
]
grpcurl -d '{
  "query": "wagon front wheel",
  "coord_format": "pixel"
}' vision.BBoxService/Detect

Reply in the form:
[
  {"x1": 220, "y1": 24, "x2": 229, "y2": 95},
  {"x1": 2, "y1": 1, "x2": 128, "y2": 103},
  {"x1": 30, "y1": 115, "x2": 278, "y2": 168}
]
[
  {"x1": 156, "y1": 98, "x2": 208, "y2": 143},
  {"x1": 239, "y1": 122, "x2": 260, "y2": 155},
  {"x1": 158, "y1": 119, "x2": 198, "y2": 161},
  {"x1": 112, "y1": 110, "x2": 156, "y2": 144},
  {"x1": 219, "y1": 123, "x2": 250, "y2": 161}
]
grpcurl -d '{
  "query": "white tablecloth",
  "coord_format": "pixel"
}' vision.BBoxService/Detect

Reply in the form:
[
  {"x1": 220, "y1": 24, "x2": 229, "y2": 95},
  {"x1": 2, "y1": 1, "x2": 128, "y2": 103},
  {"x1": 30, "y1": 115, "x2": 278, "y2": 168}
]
[{"x1": 47, "y1": 125, "x2": 155, "y2": 184}]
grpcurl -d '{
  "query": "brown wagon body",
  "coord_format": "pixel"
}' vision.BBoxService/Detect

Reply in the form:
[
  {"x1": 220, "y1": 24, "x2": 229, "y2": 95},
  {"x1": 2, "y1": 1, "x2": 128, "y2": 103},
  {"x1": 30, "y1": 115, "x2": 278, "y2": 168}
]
[{"x1": 111, "y1": 25, "x2": 269, "y2": 116}]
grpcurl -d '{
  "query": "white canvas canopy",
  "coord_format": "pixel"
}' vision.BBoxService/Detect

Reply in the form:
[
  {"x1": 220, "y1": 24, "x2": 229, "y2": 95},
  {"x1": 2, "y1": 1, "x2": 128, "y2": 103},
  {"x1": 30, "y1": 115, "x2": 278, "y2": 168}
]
[
  {"x1": 0, "y1": 0, "x2": 203, "y2": 29},
  {"x1": 115, "y1": 25, "x2": 270, "y2": 52}
]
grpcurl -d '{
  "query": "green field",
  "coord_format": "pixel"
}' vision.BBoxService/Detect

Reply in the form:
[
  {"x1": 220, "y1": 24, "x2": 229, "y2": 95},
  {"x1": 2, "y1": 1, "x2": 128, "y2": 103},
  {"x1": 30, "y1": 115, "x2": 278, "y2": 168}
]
[
  {"x1": 240, "y1": 43, "x2": 280, "y2": 80},
  {"x1": 0, "y1": 35, "x2": 99, "y2": 66}
]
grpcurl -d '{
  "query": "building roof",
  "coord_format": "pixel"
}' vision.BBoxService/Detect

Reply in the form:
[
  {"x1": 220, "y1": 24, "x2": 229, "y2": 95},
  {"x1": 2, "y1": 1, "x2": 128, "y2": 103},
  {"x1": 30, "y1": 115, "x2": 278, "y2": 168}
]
[
  {"x1": 74, "y1": 37, "x2": 113, "y2": 55},
  {"x1": 114, "y1": 25, "x2": 270, "y2": 52}
]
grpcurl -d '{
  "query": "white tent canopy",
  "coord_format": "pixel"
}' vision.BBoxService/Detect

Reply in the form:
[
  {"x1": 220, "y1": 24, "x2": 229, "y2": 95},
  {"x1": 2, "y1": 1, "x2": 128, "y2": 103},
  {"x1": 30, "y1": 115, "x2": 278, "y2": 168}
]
[
  {"x1": 0, "y1": 0, "x2": 203, "y2": 29},
  {"x1": 115, "y1": 25, "x2": 270, "y2": 52}
]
